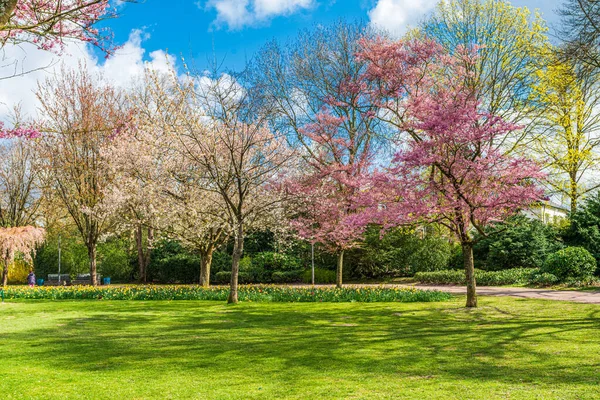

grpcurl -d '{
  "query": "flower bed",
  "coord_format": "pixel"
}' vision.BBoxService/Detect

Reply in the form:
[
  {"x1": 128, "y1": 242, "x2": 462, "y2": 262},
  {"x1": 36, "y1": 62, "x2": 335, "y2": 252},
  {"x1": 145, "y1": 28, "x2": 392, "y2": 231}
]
[{"x1": 1, "y1": 285, "x2": 452, "y2": 303}]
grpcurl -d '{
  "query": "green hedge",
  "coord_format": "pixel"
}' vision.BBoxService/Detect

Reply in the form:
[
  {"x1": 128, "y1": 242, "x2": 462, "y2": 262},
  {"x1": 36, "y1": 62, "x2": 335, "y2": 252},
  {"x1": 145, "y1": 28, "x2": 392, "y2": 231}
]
[
  {"x1": 302, "y1": 268, "x2": 336, "y2": 284},
  {"x1": 1, "y1": 285, "x2": 452, "y2": 303},
  {"x1": 414, "y1": 268, "x2": 538, "y2": 286},
  {"x1": 542, "y1": 247, "x2": 597, "y2": 281}
]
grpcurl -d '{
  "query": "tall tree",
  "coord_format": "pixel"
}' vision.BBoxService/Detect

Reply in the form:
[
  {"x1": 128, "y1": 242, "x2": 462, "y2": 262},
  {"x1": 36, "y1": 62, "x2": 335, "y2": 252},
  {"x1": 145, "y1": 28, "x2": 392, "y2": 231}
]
[
  {"x1": 359, "y1": 37, "x2": 544, "y2": 308},
  {"x1": 559, "y1": 0, "x2": 600, "y2": 68},
  {"x1": 0, "y1": 225, "x2": 44, "y2": 286},
  {"x1": 421, "y1": 0, "x2": 550, "y2": 149},
  {"x1": 36, "y1": 66, "x2": 128, "y2": 285},
  {"x1": 253, "y1": 21, "x2": 382, "y2": 287},
  {"x1": 529, "y1": 47, "x2": 600, "y2": 213},
  {"x1": 0, "y1": 0, "x2": 123, "y2": 54}
]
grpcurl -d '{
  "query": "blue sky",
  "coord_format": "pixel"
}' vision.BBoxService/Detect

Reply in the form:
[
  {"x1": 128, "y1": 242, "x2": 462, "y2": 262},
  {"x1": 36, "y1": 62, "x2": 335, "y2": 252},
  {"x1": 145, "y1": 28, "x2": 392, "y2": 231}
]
[
  {"x1": 0, "y1": 0, "x2": 564, "y2": 122},
  {"x1": 106, "y1": 0, "x2": 563, "y2": 71}
]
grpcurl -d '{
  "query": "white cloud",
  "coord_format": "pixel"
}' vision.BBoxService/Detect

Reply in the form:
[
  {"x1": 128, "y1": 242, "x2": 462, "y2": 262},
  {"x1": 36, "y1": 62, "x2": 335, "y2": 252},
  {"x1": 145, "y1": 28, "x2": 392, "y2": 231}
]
[
  {"x1": 205, "y1": 0, "x2": 314, "y2": 30},
  {"x1": 368, "y1": 0, "x2": 437, "y2": 37},
  {"x1": 0, "y1": 29, "x2": 176, "y2": 123}
]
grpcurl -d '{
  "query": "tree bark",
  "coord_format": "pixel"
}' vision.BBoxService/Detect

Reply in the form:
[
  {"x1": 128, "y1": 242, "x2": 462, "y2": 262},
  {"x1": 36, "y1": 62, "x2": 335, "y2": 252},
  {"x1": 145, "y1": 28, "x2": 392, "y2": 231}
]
[
  {"x1": 1, "y1": 258, "x2": 8, "y2": 287},
  {"x1": 88, "y1": 244, "x2": 97, "y2": 286},
  {"x1": 135, "y1": 224, "x2": 145, "y2": 283},
  {"x1": 336, "y1": 250, "x2": 344, "y2": 289},
  {"x1": 228, "y1": 224, "x2": 244, "y2": 304},
  {"x1": 200, "y1": 246, "x2": 214, "y2": 288},
  {"x1": 462, "y1": 242, "x2": 477, "y2": 308}
]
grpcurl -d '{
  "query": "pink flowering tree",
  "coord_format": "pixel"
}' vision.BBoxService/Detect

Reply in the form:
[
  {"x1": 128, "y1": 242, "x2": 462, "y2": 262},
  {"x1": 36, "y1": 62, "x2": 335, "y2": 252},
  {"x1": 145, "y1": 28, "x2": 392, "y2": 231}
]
[
  {"x1": 288, "y1": 105, "x2": 378, "y2": 288},
  {"x1": 358, "y1": 38, "x2": 545, "y2": 307},
  {"x1": 0, "y1": 0, "x2": 121, "y2": 54}
]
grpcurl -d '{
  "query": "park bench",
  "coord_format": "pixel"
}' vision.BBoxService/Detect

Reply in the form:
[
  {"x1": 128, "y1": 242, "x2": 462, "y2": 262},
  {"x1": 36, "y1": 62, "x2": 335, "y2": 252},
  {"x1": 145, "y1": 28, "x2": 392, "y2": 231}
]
[
  {"x1": 45, "y1": 274, "x2": 72, "y2": 286},
  {"x1": 72, "y1": 273, "x2": 101, "y2": 286}
]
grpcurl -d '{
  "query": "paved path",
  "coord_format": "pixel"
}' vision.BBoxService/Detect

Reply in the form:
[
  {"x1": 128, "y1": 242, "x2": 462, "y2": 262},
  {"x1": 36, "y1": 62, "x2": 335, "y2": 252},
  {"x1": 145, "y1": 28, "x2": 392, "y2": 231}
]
[
  {"x1": 294, "y1": 284, "x2": 600, "y2": 304},
  {"x1": 412, "y1": 284, "x2": 600, "y2": 304}
]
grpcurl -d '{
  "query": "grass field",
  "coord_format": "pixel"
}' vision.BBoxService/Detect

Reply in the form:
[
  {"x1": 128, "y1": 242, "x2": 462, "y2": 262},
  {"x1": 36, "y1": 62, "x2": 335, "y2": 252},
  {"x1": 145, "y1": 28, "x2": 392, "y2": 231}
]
[{"x1": 1, "y1": 297, "x2": 599, "y2": 399}]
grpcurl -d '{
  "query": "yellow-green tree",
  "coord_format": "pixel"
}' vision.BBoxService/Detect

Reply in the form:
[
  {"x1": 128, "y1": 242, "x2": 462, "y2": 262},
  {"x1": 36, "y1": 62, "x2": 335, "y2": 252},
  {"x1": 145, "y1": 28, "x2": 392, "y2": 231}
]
[
  {"x1": 421, "y1": 0, "x2": 549, "y2": 150},
  {"x1": 530, "y1": 48, "x2": 600, "y2": 214}
]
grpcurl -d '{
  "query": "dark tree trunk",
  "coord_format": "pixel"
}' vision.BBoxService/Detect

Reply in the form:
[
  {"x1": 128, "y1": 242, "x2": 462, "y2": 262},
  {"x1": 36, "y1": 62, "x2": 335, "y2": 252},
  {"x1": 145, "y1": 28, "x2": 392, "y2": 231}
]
[
  {"x1": 135, "y1": 224, "x2": 145, "y2": 283},
  {"x1": 200, "y1": 246, "x2": 214, "y2": 288},
  {"x1": 135, "y1": 225, "x2": 153, "y2": 283},
  {"x1": 462, "y1": 242, "x2": 477, "y2": 308},
  {"x1": 2, "y1": 258, "x2": 8, "y2": 287},
  {"x1": 88, "y1": 244, "x2": 97, "y2": 286},
  {"x1": 336, "y1": 250, "x2": 344, "y2": 289},
  {"x1": 228, "y1": 225, "x2": 244, "y2": 304}
]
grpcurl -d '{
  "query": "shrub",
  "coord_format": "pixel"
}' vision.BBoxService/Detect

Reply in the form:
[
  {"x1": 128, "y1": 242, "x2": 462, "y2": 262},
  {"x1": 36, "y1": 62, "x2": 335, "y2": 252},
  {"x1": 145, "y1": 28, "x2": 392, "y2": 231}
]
[
  {"x1": 248, "y1": 252, "x2": 301, "y2": 283},
  {"x1": 214, "y1": 271, "x2": 252, "y2": 284},
  {"x1": 271, "y1": 270, "x2": 303, "y2": 283},
  {"x1": 2, "y1": 285, "x2": 453, "y2": 303},
  {"x1": 148, "y1": 240, "x2": 199, "y2": 284},
  {"x1": 563, "y1": 191, "x2": 600, "y2": 268},
  {"x1": 542, "y1": 247, "x2": 597, "y2": 281},
  {"x1": 528, "y1": 271, "x2": 559, "y2": 286},
  {"x1": 473, "y1": 215, "x2": 563, "y2": 270},
  {"x1": 302, "y1": 268, "x2": 336, "y2": 284},
  {"x1": 352, "y1": 226, "x2": 452, "y2": 278},
  {"x1": 415, "y1": 268, "x2": 538, "y2": 286}
]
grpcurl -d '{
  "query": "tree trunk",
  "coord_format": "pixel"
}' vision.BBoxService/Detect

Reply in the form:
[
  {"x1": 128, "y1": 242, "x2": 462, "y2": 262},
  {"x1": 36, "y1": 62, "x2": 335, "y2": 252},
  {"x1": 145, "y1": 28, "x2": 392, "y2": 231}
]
[
  {"x1": 1, "y1": 258, "x2": 8, "y2": 287},
  {"x1": 462, "y1": 242, "x2": 477, "y2": 308},
  {"x1": 336, "y1": 250, "x2": 344, "y2": 289},
  {"x1": 200, "y1": 246, "x2": 214, "y2": 288},
  {"x1": 135, "y1": 224, "x2": 145, "y2": 283},
  {"x1": 88, "y1": 245, "x2": 97, "y2": 286},
  {"x1": 228, "y1": 225, "x2": 244, "y2": 304}
]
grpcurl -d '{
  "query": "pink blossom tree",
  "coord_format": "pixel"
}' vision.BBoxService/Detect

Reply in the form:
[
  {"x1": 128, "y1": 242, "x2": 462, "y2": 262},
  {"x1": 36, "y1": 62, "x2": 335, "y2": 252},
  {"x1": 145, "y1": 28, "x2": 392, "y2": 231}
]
[
  {"x1": 0, "y1": 225, "x2": 45, "y2": 286},
  {"x1": 0, "y1": 0, "x2": 122, "y2": 54},
  {"x1": 287, "y1": 106, "x2": 377, "y2": 288},
  {"x1": 358, "y1": 38, "x2": 545, "y2": 307}
]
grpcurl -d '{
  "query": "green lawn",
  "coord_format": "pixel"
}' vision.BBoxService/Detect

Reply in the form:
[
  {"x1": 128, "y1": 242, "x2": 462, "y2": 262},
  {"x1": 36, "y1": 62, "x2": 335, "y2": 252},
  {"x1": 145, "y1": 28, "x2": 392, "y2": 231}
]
[{"x1": 1, "y1": 297, "x2": 599, "y2": 399}]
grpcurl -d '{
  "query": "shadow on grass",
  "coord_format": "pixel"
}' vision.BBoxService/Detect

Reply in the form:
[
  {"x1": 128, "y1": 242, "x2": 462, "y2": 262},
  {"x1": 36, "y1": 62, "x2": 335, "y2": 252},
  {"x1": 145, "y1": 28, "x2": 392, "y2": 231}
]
[{"x1": 3, "y1": 299, "x2": 600, "y2": 387}]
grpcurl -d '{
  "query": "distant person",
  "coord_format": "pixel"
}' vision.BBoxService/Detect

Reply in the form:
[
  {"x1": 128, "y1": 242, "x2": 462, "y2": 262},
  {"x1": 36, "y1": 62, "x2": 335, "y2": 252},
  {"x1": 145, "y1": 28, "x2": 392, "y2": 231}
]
[{"x1": 27, "y1": 269, "x2": 35, "y2": 288}]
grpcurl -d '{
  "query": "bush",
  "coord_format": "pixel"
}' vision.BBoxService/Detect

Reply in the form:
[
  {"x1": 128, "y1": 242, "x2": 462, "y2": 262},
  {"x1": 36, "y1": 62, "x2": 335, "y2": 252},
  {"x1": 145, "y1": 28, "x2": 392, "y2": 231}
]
[
  {"x1": 563, "y1": 191, "x2": 600, "y2": 267},
  {"x1": 473, "y1": 215, "x2": 563, "y2": 270},
  {"x1": 542, "y1": 247, "x2": 597, "y2": 281},
  {"x1": 248, "y1": 252, "x2": 301, "y2": 283},
  {"x1": 302, "y1": 268, "x2": 336, "y2": 284},
  {"x1": 2, "y1": 285, "x2": 453, "y2": 303},
  {"x1": 271, "y1": 270, "x2": 303, "y2": 283},
  {"x1": 352, "y1": 226, "x2": 452, "y2": 278},
  {"x1": 415, "y1": 268, "x2": 538, "y2": 286},
  {"x1": 214, "y1": 271, "x2": 252, "y2": 284},
  {"x1": 148, "y1": 240, "x2": 199, "y2": 284},
  {"x1": 528, "y1": 271, "x2": 559, "y2": 286}
]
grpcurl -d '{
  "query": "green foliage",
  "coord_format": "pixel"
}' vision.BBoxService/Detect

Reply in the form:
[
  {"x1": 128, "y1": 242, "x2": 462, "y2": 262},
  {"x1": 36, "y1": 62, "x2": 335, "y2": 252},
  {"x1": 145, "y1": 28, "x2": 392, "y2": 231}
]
[
  {"x1": 271, "y1": 270, "x2": 303, "y2": 283},
  {"x1": 528, "y1": 271, "x2": 559, "y2": 286},
  {"x1": 352, "y1": 226, "x2": 452, "y2": 278},
  {"x1": 34, "y1": 227, "x2": 89, "y2": 279},
  {"x1": 415, "y1": 268, "x2": 539, "y2": 286},
  {"x1": 564, "y1": 191, "x2": 600, "y2": 266},
  {"x1": 148, "y1": 240, "x2": 199, "y2": 284},
  {"x1": 302, "y1": 268, "x2": 336, "y2": 284},
  {"x1": 248, "y1": 252, "x2": 302, "y2": 282},
  {"x1": 2, "y1": 285, "x2": 452, "y2": 302},
  {"x1": 542, "y1": 246, "x2": 597, "y2": 281},
  {"x1": 97, "y1": 238, "x2": 133, "y2": 282},
  {"x1": 473, "y1": 215, "x2": 563, "y2": 270},
  {"x1": 214, "y1": 271, "x2": 252, "y2": 284}
]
